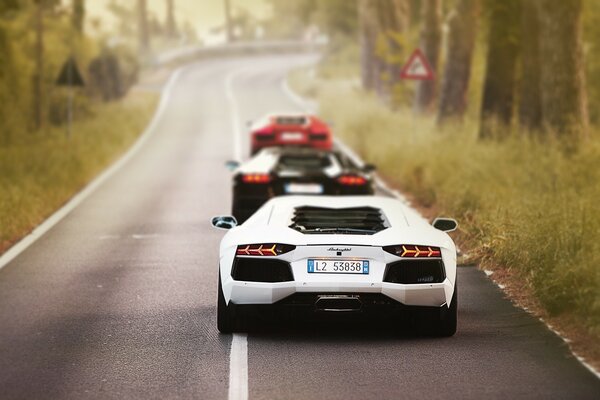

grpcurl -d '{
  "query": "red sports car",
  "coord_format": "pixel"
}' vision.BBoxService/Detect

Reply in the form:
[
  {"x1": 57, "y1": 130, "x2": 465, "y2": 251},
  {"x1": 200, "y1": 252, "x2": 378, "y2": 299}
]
[{"x1": 249, "y1": 113, "x2": 333, "y2": 155}]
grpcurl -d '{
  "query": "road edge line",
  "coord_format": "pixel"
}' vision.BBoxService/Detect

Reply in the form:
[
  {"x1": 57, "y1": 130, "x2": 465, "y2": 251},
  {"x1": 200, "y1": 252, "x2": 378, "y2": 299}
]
[
  {"x1": 281, "y1": 74, "x2": 600, "y2": 381},
  {"x1": 0, "y1": 66, "x2": 187, "y2": 272},
  {"x1": 225, "y1": 66, "x2": 250, "y2": 400}
]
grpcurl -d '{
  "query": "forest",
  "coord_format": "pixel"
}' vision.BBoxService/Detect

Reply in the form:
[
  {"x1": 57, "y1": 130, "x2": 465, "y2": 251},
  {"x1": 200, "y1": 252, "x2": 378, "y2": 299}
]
[{"x1": 278, "y1": 0, "x2": 600, "y2": 354}]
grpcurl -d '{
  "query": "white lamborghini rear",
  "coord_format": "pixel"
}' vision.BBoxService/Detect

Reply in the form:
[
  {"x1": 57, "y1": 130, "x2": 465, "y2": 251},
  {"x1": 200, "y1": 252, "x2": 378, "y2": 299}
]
[{"x1": 211, "y1": 196, "x2": 458, "y2": 335}]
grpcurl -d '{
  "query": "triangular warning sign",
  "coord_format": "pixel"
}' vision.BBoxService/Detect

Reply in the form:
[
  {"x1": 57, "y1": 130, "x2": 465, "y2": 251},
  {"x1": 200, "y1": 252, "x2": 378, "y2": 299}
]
[
  {"x1": 400, "y1": 49, "x2": 435, "y2": 81},
  {"x1": 56, "y1": 56, "x2": 85, "y2": 87}
]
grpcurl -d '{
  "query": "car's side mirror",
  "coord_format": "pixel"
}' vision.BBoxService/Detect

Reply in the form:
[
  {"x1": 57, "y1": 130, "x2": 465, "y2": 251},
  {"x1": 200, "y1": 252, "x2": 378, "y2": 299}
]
[
  {"x1": 432, "y1": 218, "x2": 458, "y2": 232},
  {"x1": 362, "y1": 163, "x2": 376, "y2": 173},
  {"x1": 225, "y1": 160, "x2": 240, "y2": 171},
  {"x1": 211, "y1": 215, "x2": 238, "y2": 230}
]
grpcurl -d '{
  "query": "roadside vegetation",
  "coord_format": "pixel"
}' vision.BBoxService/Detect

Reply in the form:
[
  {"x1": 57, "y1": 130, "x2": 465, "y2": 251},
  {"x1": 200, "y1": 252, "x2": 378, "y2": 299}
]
[
  {"x1": 284, "y1": 0, "x2": 600, "y2": 363},
  {"x1": 0, "y1": 92, "x2": 158, "y2": 254},
  {"x1": 0, "y1": 1, "x2": 193, "y2": 254}
]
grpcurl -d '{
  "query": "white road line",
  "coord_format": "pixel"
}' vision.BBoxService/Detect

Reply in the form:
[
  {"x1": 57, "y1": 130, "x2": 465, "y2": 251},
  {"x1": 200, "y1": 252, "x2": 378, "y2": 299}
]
[
  {"x1": 228, "y1": 333, "x2": 249, "y2": 400},
  {"x1": 281, "y1": 74, "x2": 600, "y2": 381},
  {"x1": 224, "y1": 66, "x2": 250, "y2": 400},
  {"x1": 0, "y1": 66, "x2": 187, "y2": 272}
]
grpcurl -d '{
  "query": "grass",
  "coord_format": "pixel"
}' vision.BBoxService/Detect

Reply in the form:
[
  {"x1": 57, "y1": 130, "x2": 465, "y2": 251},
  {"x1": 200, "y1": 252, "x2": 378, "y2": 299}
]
[
  {"x1": 289, "y1": 67, "x2": 600, "y2": 338},
  {"x1": 0, "y1": 91, "x2": 159, "y2": 254}
]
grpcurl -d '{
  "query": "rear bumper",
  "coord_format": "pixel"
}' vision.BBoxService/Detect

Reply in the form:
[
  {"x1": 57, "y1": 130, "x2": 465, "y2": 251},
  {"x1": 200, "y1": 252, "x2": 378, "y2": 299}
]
[{"x1": 225, "y1": 278, "x2": 454, "y2": 308}]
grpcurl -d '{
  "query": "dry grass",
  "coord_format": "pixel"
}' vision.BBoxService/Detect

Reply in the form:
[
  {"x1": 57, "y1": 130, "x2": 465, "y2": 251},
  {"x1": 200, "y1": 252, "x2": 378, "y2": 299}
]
[
  {"x1": 290, "y1": 67, "x2": 600, "y2": 340},
  {"x1": 0, "y1": 92, "x2": 159, "y2": 253}
]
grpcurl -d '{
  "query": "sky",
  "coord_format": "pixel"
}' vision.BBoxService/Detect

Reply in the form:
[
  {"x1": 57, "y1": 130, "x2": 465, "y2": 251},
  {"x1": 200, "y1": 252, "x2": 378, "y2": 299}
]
[{"x1": 85, "y1": 0, "x2": 272, "y2": 42}]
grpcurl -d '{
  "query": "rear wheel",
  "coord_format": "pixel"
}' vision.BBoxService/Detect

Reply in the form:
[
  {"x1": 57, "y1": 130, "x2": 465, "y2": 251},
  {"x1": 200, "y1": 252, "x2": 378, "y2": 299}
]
[
  {"x1": 217, "y1": 274, "x2": 235, "y2": 333},
  {"x1": 430, "y1": 282, "x2": 458, "y2": 337}
]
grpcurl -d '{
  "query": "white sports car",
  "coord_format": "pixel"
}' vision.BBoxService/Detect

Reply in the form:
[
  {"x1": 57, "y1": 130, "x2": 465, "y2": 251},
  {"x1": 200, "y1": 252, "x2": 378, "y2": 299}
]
[{"x1": 211, "y1": 195, "x2": 458, "y2": 335}]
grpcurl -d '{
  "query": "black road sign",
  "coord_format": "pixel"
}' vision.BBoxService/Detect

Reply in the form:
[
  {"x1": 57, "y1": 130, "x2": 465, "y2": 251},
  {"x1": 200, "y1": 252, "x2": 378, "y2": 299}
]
[{"x1": 56, "y1": 56, "x2": 85, "y2": 87}]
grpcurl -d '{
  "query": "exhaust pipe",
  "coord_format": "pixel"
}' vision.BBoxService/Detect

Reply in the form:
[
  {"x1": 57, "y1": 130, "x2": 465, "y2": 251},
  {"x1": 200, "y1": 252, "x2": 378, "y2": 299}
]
[{"x1": 315, "y1": 295, "x2": 362, "y2": 312}]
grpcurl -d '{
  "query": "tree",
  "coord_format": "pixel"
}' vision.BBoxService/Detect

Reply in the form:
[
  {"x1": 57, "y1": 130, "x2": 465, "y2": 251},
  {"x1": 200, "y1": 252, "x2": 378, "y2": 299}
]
[
  {"x1": 72, "y1": 0, "x2": 85, "y2": 34},
  {"x1": 165, "y1": 0, "x2": 177, "y2": 39},
  {"x1": 359, "y1": 0, "x2": 378, "y2": 91},
  {"x1": 316, "y1": 0, "x2": 358, "y2": 38},
  {"x1": 518, "y1": 0, "x2": 542, "y2": 132},
  {"x1": 0, "y1": 0, "x2": 20, "y2": 15},
  {"x1": 33, "y1": 0, "x2": 45, "y2": 130},
  {"x1": 437, "y1": 0, "x2": 478, "y2": 124},
  {"x1": 358, "y1": 0, "x2": 410, "y2": 105},
  {"x1": 479, "y1": 0, "x2": 520, "y2": 139},
  {"x1": 224, "y1": 0, "x2": 233, "y2": 42},
  {"x1": 137, "y1": 0, "x2": 150, "y2": 55},
  {"x1": 537, "y1": 0, "x2": 588, "y2": 138},
  {"x1": 415, "y1": 0, "x2": 441, "y2": 113}
]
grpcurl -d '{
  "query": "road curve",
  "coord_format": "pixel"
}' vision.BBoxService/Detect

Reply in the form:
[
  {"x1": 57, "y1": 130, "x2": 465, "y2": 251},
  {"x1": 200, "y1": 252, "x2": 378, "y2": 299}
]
[{"x1": 0, "y1": 53, "x2": 598, "y2": 400}]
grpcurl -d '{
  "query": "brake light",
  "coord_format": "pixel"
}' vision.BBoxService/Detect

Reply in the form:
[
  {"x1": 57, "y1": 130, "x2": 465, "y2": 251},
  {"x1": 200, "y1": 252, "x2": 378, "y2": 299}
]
[
  {"x1": 242, "y1": 174, "x2": 271, "y2": 184},
  {"x1": 383, "y1": 245, "x2": 442, "y2": 258},
  {"x1": 338, "y1": 175, "x2": 367, "y2": 185},
  {"x1": 236, "y1": 243, "x2": 296, "y2": 256}
]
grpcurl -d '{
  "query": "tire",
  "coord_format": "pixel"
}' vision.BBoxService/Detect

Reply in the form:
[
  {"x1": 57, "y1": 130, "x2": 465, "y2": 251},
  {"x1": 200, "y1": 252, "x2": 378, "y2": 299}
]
[
  {"x1": 412, "y1": 280, "x2": 458, "y2": 337},
  {"x1": 217, "y1": 274, "x2": 235, "y2": 333},
  {"x1": 432, "y1": 281, "x2": 458, "y2": 337}
]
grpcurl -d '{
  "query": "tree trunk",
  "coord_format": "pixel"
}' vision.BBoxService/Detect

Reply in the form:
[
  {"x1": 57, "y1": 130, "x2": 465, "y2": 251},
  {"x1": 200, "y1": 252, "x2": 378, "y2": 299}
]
[
  {"x1": 33, "y1": 1, "x2": 44, "y2": 130},
  {"x1": 165, "y1": 0, "x2": 177, "y2": 39},
  {"x1": 518, "y1": 0, "x2": 542, "y2": 132},
  {"x1": 72, "y1": 0, "x2": 84, "y2": 34},
  {"x1": 358, "y1": 0, "x2": 410, "y2": 106},
  {"x1": 376, "y1": 0, "x2": 410, "y2": 105},
  {"x1": 437, "y1": 0, "x2": 477, "y2": 124},
  {"x1": 137, "y1": 0, "x2": 150, "y2": 56},
  {"x1": 359, "y1": 0, "x2": 377, "y2": 91},
  {"x1": 415, "y1": 0, "x2": 441, "y2": 113},
  {"x1": 537, "y1": 0, "x2": 588, "y2": 139},
  {"x1": 223, "y1": 0, "x2": 233, "y2": 42},
  {"x1": 479, "y1": 0, "x2": 520, "y2": 139}
]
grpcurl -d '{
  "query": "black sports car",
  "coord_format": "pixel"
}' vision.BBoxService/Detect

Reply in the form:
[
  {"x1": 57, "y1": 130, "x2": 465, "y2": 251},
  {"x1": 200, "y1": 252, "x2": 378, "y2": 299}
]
[{"x1": 228, "y1": 147, "x2": 376, "y2": 223}]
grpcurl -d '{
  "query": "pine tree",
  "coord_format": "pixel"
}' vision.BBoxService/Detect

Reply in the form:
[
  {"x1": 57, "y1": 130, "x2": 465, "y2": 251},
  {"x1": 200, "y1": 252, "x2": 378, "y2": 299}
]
[
  {"x1": 537, "y1": 0, "x2": 588, "y2": 138},
  {"x1": 415, "y1": 0, "x2": 441, "y2": 113},
  {"x1": 479, "y1": 0, "x2": 520, "y2": 139},
  {"x1": 437, "y1": 0, "x2": 477, "y2": 123},
  {"x1": 518, "y1": 0, "x2": 542, "y2": 132}
]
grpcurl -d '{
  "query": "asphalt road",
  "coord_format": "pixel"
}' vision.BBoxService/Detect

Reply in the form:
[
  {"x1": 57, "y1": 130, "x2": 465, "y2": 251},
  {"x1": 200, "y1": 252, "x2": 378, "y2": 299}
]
[{"x1": 0, "y1": 53, "x2": 598, "y2": 400}]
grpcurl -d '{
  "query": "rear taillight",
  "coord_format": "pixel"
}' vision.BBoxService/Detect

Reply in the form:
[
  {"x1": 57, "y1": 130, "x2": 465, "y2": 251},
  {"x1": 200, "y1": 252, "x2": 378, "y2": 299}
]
[
  {"x1": 242, "y1": 174, "x2": 271, "y2": 184},
  {"x1": 337, "y1": 175, "x2": 367, "y2": 185},
  {"x1": 383, "y1": 245, "x2": 442, "y2": 258},
  {"x1": 236, "y1": 243, "x2": 296, "y2": 256}
]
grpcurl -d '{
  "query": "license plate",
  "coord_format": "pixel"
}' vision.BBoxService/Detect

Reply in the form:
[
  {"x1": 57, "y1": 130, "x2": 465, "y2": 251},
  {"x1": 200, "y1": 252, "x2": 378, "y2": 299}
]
[
  {"x1": 285, "y1": 183, "x2": 324, "y2": 194},
  {"x1": 280, "y1": 132, "x2": 304, "y2": 141},
  {"x1": 307, "y1": 259, "x2": 369, "y2": 274}
]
